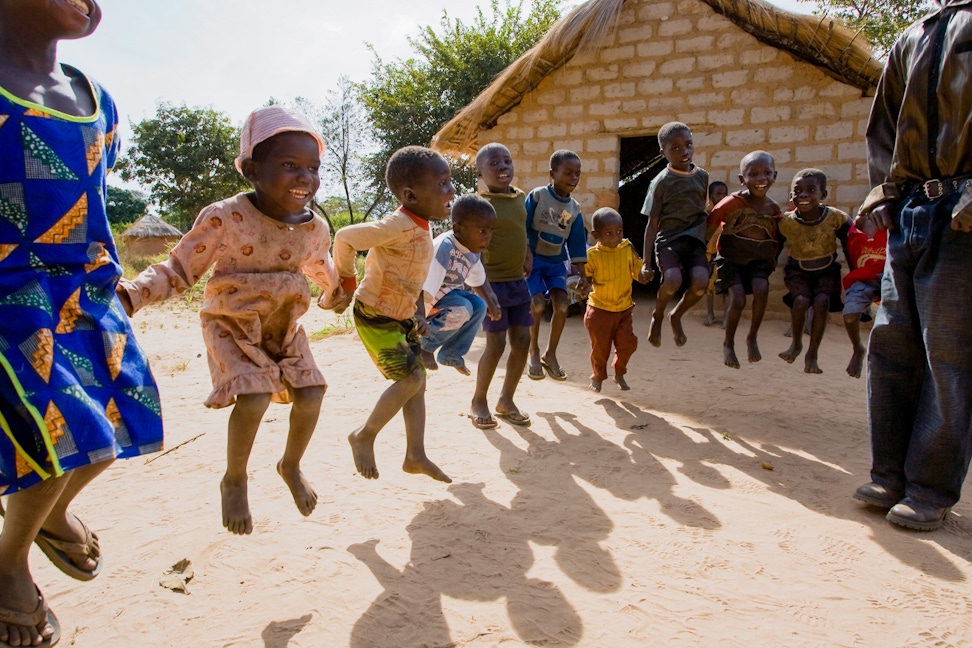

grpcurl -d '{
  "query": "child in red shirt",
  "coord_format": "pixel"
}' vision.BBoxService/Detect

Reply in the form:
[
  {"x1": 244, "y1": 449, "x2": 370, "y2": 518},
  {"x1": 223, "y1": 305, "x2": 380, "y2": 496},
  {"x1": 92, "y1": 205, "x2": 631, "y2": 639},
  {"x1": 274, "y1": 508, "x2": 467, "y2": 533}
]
[{"x1": 842, "y1": 219, "x2": 888, "y2": 378}]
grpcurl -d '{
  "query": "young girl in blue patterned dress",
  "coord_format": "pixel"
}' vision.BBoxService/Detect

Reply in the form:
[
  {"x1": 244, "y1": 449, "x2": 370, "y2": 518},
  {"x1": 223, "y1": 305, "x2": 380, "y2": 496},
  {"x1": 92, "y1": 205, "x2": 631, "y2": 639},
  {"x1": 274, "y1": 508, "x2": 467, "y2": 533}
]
[{"x1": 0, "y1": 2, "x2": 164, "y2": 645}]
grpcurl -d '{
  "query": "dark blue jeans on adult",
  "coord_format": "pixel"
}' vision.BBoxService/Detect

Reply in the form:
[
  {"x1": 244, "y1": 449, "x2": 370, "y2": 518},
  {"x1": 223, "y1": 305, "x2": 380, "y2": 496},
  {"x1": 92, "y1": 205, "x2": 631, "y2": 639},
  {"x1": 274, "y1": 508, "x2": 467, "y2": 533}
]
[
  {"x1": 867, "y1": 190, "x2": 972, "y2": 508},
  {"x1": 420, "y1": 289, "x2": 487, "y2": 368}
]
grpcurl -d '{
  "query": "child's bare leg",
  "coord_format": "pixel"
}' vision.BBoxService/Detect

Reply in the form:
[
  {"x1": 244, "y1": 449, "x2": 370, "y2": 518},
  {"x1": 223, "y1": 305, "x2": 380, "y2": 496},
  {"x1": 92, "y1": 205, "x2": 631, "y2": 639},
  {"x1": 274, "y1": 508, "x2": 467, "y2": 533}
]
[
  {"x1": 0, "y1": 476, "x2": 70, "y2": 647},
  {"x1": 278, "y1": 385, "x2": 324, "y2": 517},
  {"x1": 703, "y1": 292, "x2": 715, "y2": 326},
  {"x1": 350, "y1": 371, "x2": 424, "y2": 479},
  {"x1": 723, "y1": 284, "x2": 745, "y2": 368},
  {"x1": 541, "y1": 289, "x2": 569, "y2": 375},
  {"x1": 669, "y1": 266, "x2": 708, "y2": 346},
  {"x1": 747, "y1": 278, "x2": 769, "y2": 363},
  {"x1": 804, "y1": 293, "x2": 830, "y2": 374},
  {"x1": 780, "y1": 295, "x2": 810, "y2": 363},
  {"x1": 223, "y1": 392, "x2": 271, "y2": 535},
  {"x1": 650, "y1": 268, "x2": 681, "y2": 347},
  {"x1": 845, "y1": 313, "x2": 866, "y2": 378},
  {"x1": 496, "y1": 325, "x2": 530, "y2": 418},
  {"x1": 527, "y1": 294, "x2": 546, "y2": 376},
  {"x1": 471, "y1": 331, "x2": 504, "y2": 423},
  {"x1": 401, "y1": 377, "x2": 451, "y2": 482}
]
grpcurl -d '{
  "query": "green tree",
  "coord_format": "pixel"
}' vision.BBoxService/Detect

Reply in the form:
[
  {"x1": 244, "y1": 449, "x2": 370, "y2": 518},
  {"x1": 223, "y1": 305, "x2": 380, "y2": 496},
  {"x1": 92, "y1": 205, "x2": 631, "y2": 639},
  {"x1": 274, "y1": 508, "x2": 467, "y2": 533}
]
[
  {"x1": 105, "y1": 185, "x2": 148, "y2": 226},
  {"x1": 359, "y1": 0, "x2": 562, "y2": 192},
  {"x1": 799, "y1": 0, "x2": 932, "y2": 57},
  {"x1": 116, "y1": 102, "x2": 249, "y2": 231}
]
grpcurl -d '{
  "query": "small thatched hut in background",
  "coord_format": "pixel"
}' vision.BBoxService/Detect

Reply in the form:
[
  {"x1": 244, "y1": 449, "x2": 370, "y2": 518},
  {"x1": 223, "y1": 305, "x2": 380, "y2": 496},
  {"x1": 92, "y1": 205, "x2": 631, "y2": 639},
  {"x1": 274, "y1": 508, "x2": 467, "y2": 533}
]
[
  {"x1": 432, "y1": 0, "x2": 882, "y2": 250},
  {"x1": 120, "y1": 214, "x2": 183, "y2": 257}
]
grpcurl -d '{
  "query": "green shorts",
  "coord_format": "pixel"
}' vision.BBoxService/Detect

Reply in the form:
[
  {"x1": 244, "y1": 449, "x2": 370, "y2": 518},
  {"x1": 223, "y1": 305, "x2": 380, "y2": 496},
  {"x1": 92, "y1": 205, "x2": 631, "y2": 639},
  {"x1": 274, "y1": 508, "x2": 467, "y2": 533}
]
[{"x1": 353, "y1": 301, "x2": 424, "y2": 382}]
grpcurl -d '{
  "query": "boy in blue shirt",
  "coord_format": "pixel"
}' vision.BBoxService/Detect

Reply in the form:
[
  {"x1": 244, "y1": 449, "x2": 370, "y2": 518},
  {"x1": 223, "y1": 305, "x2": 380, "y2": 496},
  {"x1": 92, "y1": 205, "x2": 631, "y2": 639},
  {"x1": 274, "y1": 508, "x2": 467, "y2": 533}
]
[{"x1": 525, "y1": 150, "x2": 589, "y2": 381}]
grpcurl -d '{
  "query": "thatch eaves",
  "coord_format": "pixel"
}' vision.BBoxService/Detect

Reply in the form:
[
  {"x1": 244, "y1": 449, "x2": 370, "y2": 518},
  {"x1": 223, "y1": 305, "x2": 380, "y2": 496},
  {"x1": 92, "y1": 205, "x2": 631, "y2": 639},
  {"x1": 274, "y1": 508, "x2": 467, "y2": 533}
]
[
  {"x1": 121, "y1": 214, "x2": 183, "y2": 239},
  {"x1": 431, "y1": 0, "x2": 883, "y2": 157}
]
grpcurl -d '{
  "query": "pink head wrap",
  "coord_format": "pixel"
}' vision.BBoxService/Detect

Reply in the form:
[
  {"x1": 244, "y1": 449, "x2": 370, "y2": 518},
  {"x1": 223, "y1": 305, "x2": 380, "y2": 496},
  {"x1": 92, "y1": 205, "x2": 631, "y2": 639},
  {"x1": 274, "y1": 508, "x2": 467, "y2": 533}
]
[{"x1": 235, "y1": 105, "x2": 326, "y2": 174}]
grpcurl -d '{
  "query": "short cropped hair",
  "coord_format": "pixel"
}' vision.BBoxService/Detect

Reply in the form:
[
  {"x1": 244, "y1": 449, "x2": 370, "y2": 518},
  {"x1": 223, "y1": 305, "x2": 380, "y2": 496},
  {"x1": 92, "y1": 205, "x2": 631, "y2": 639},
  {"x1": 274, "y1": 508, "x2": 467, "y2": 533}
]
[
  {"x1": 549, "y1": 149, "x2": 581, "y2": 171},
  {"x1": 385, "y1": 146, "x2": 444, "y2": 198},
  {"x1": 707, "y1": 181, "x2": 728, "y2": 199},
  {"x1": 792, "y1": 167, "x2": 828, "y2": 192},
  {"x1": 739, "y1": 150, "x2": 774, "y2": 173},
  {"x1": 475, "y1": 142, "x2": 510, "y2": 170},
  {"x1": 591, "y1": 207, "x2": 623, "y2": 231},
  {"x1": 451, "y1": 194, "x2": 496, "y2": 226},
  {"x1": 657, "y1": 122, "x2": 691, "y2": 147}
]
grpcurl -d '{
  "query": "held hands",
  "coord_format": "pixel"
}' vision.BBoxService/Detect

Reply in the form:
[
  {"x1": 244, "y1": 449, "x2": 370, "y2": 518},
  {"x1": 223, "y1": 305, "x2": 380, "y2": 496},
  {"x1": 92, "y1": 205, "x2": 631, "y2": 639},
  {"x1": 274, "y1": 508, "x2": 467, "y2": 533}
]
[
  {"x1": 486, "y1": 296, "x2": 502, "y2": 321},
  {"x1": 320, "y1": 285, "x2": 353, "y2": 314},
  {"x1": 641, "y1": 261, "x2": 655, "y2": 284},
  {"x1": 952, "y1": 189, "x2": 972, "y2": 232},
  {"x1": 858, "y1": 202, "x2": 895, "y2": 232},
  {"x1": 415, "y1": 314, "x2": 430, "y2": 337},
  {"x1": 115, "y1": 284, "x2": 135, "y2": 317}
]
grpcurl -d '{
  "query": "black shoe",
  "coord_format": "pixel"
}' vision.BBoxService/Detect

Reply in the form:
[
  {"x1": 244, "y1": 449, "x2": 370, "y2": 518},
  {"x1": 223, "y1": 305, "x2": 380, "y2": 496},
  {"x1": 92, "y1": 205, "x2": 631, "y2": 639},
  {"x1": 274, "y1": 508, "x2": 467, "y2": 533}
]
[
  {"x1": 886, "y1": 497, "x2": 951, "y2": 531},
  {"x1": 853, "y1": 482, "x2": 903, "y2": 509}
]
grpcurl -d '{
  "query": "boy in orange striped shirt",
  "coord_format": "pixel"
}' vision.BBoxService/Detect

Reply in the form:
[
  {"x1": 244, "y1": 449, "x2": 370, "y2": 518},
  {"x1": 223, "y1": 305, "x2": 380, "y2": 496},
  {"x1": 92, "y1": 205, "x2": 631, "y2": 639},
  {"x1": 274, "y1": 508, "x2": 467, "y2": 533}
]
[{"x1": 583, "y1": 208, "x2": 650, "y2": 392}]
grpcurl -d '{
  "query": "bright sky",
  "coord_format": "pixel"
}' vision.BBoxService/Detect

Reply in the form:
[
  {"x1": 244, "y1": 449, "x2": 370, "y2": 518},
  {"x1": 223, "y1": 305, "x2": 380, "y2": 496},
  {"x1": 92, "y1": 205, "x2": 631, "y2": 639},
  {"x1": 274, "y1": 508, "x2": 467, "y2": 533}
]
[{"x1": 60, "y1": 0, "x2": 810, "y2": 143}]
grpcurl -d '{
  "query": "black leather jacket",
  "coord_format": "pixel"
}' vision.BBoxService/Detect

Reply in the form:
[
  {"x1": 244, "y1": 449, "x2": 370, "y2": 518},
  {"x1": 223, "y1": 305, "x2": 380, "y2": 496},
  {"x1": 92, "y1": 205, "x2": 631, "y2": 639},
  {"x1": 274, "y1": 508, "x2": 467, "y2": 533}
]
[{"x1": 866, "y1": 0, "x2": 972, "y2": 187}]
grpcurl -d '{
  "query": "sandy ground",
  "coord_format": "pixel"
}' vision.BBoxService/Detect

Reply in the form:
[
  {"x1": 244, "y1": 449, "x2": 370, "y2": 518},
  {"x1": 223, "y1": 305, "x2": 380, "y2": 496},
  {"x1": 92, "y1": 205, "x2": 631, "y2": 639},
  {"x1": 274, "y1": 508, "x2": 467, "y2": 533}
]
[{"x1": 17, "y1": 295, "x2": 972, "y2": 647}]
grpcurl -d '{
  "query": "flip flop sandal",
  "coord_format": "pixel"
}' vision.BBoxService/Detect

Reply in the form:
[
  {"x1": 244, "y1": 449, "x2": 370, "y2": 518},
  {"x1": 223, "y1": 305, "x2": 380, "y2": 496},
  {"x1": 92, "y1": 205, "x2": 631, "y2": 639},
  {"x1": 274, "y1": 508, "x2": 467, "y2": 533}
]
[
  {"x1": 495, "y1": 411, "x2": 531, "y2": 426},
  {"x1": 527, "y1": 366, "x2": 545, "y2": 380},
  {"x1": 468, "y1": 413, "x2": 498, "y2": 430},
  {"x1": 541, "y1": 360, "x2": 567, "y2": 381},
  {"x1": 0, "y1": 502, "x2": 101, "y2": 582},
  {"x1": 0, "y1": 586, "x2": 61, "y2": 647}
]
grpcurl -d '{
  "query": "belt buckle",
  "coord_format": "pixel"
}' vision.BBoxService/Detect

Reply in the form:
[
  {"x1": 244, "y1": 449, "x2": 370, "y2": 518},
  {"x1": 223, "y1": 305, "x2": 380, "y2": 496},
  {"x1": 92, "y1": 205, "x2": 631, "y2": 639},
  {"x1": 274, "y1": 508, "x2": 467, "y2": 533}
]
[{"x1": 923, "y1": 179, "x2": 945, "y2": 199}]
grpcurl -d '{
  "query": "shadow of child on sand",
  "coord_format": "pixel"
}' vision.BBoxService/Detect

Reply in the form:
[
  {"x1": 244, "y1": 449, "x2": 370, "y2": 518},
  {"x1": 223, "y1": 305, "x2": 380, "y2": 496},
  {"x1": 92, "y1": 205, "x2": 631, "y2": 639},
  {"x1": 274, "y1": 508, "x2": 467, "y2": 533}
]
[
  {"x1": 347, "y1": 482, "x2": 583, "y2": 647},
  {"x1": 261, "y1": 613, "x2": 312, "y2": 648}
]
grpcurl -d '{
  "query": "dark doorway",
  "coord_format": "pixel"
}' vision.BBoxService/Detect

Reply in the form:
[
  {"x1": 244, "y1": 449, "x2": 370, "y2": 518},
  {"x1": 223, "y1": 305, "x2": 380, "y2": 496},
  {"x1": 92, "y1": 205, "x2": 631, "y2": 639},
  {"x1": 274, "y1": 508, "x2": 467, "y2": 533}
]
[{"x1": 618, "y1": 135, "x2": 665, "y2": 259}]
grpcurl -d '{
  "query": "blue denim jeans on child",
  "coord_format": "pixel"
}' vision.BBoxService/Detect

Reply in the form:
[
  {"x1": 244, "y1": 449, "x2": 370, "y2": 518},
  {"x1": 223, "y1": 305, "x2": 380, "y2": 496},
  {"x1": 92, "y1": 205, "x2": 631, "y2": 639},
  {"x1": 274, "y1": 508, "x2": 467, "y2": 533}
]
[
  {"x1": 420, "y1": 289, "x2": 487, "y2": 368},
  {"x1": 867, "y1": 190, "x2": 972, "y2": 508}
]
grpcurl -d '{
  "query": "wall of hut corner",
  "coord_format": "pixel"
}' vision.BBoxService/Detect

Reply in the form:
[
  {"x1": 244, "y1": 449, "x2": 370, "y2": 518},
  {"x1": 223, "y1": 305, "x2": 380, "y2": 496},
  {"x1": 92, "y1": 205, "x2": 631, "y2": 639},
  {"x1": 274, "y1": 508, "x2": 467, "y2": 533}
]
[{"x1": 478, "y1": 0, "x2": 874, "y2": 219}]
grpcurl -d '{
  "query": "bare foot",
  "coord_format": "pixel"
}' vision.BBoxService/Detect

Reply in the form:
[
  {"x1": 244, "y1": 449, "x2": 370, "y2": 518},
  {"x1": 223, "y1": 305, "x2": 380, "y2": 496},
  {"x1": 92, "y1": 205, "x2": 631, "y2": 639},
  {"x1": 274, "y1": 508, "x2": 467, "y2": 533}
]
[
  {"x1": 403, "y1": 454, "x2": 452, "y2": 483},
  {"x1": 783, "y1": 326, "x2": 793, "y2": 338},
  {"x1": 452, "y1": 364, "x2": 471, "y2": 376},
  {"x1": 703, "y1": 312, "x2": 714, "y2": 326},
  {"x1": 670, "y1": 312, "x2": 687, "y2": 347},
  {"x1": 420, "y1": 349, "x2": 438, "y2": 371},
  {"x1": 0, "y1": 575, "x2": 55, "y2": 648},
  {"x1": 589, "y1": 380, "x2": 602, "y2": 392},
  {"x1": 648, "y1": 312, "x2": 663, "y2": 347},
  {"x1": 847, "y1": 344, "x2": 866, "y2": 378},
  {"x1": 723, "y1": 343, "x2": 740, "y2": 369},
  {"x1": 277, "y1": 460, "x2": 318, "y2": 517},
  {"x1": 614, "y1": 375, "x2": 630, "y2": 391},
  {"x1": 348, "y1": 428, "x2": 379, "y2": 479},
  {"x1": 747, "y1": 334, "x2": 761, "y2": 363},
  {"x1": 220, "y1": 476, "x2": 253, "y2": 535},
  {"x1": 804, "y1": 355, "x2": 822, "y2": 374},
  {"x1": 779, "y1": 343, "x2": 802, "y2": 363}
]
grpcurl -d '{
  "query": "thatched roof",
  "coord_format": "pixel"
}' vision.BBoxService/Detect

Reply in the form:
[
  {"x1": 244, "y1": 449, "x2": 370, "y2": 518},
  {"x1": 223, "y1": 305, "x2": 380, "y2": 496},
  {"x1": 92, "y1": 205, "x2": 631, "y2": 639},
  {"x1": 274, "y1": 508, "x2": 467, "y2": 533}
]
[
  {"x1": 431, "y1": 0, "x2": 883, "y2": 156},
  {"x1": 121, "y1": 214, "x2": 183, "y2": 238}
]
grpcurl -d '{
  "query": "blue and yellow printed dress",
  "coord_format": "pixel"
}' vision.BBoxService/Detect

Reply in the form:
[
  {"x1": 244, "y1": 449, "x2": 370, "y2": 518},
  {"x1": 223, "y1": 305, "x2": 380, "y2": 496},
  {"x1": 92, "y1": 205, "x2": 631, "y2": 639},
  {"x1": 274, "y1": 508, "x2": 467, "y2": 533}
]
[{"x1": 0, "y1": 67, "x2": 164, "y2": 495}]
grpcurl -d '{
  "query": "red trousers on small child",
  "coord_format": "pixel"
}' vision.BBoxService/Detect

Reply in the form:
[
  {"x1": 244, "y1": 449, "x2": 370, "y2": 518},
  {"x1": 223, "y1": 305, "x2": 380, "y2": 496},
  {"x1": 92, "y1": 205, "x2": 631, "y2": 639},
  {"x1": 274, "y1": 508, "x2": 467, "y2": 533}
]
[{"x1": 583, "y1": 304, "x2": 638, "y2": 382}]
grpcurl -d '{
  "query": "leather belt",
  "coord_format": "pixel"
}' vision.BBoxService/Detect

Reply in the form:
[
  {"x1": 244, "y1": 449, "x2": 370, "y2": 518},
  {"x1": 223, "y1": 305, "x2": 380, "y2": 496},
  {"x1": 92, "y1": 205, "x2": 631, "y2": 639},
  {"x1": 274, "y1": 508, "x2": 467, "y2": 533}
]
[{"x1": 912, "y1": 176, "x2": 971, "y2": 200}]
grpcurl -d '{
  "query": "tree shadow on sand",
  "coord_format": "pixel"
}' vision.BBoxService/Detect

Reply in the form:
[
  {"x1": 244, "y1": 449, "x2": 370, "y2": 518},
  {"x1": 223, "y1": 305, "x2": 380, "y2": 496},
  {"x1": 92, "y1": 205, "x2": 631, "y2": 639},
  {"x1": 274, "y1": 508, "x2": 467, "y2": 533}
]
[{"x1": 348, "y1": 482, "x2": 584, "y2": 647}]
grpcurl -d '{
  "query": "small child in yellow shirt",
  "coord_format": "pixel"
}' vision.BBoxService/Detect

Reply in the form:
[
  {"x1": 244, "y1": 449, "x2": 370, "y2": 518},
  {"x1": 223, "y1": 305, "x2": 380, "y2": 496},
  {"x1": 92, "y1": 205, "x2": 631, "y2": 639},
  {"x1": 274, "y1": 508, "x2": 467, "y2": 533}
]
[{"x1": 583, "y1": 208, "x2": 650, "y2": 392}]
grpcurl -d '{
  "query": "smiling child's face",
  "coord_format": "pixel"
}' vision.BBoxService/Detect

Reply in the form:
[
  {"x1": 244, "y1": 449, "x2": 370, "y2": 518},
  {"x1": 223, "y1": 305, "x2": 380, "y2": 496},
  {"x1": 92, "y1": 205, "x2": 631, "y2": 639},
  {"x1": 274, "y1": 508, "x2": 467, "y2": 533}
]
[
  {"x1": 244, "y1": 131, "x2": 321, "y2": 222},
  {"x1": 7, "y1": 0, "x2": 102, "y2": 40},
  {"x1": 405, "y1": 156, "x2": 456, "y2": 222},
  {"x1": 791, "y1": 175, "x2": 827, "y2": 217},
  {"x1": 739, "y1": 155, "x2": 777, "y2": 198},
  {"x1": 662, "y1": 130, "x2": 694, "y2": 172}
]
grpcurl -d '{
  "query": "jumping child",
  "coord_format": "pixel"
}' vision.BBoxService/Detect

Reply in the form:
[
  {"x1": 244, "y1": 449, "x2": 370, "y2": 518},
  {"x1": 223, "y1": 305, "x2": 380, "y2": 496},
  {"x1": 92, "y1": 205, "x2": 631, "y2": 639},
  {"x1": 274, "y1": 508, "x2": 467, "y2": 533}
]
[
  {"x1": 583, "y1": 208, "x2": 650, "y2": 392},
  {"x1": 418, "y1": 194, "x2": 501, "y2": 375},
  {"x1": 641, "y1": 122, "x2": 711, "y2": 347},
  {"x1": 0, "y1": 2, "x2": 163, "y2": 644},
  {"x1": 469, "y1": 143, "x2": 534, "y2": 429},
  {"x1": 778, "y1": 168, "x2": 852, "y2": 373},
  {"x1": 708, "y1": 151, "x2": 783, "y2": 368},
  {"x1": 333, "y1": 146, "x2": 453, "y2": 483},
  {"x1": 119, "y1": 105, "x2": 344, "y2": 535},
  {"x1": 525, "y1": 150, "x2": 589, "y2": 381}
]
